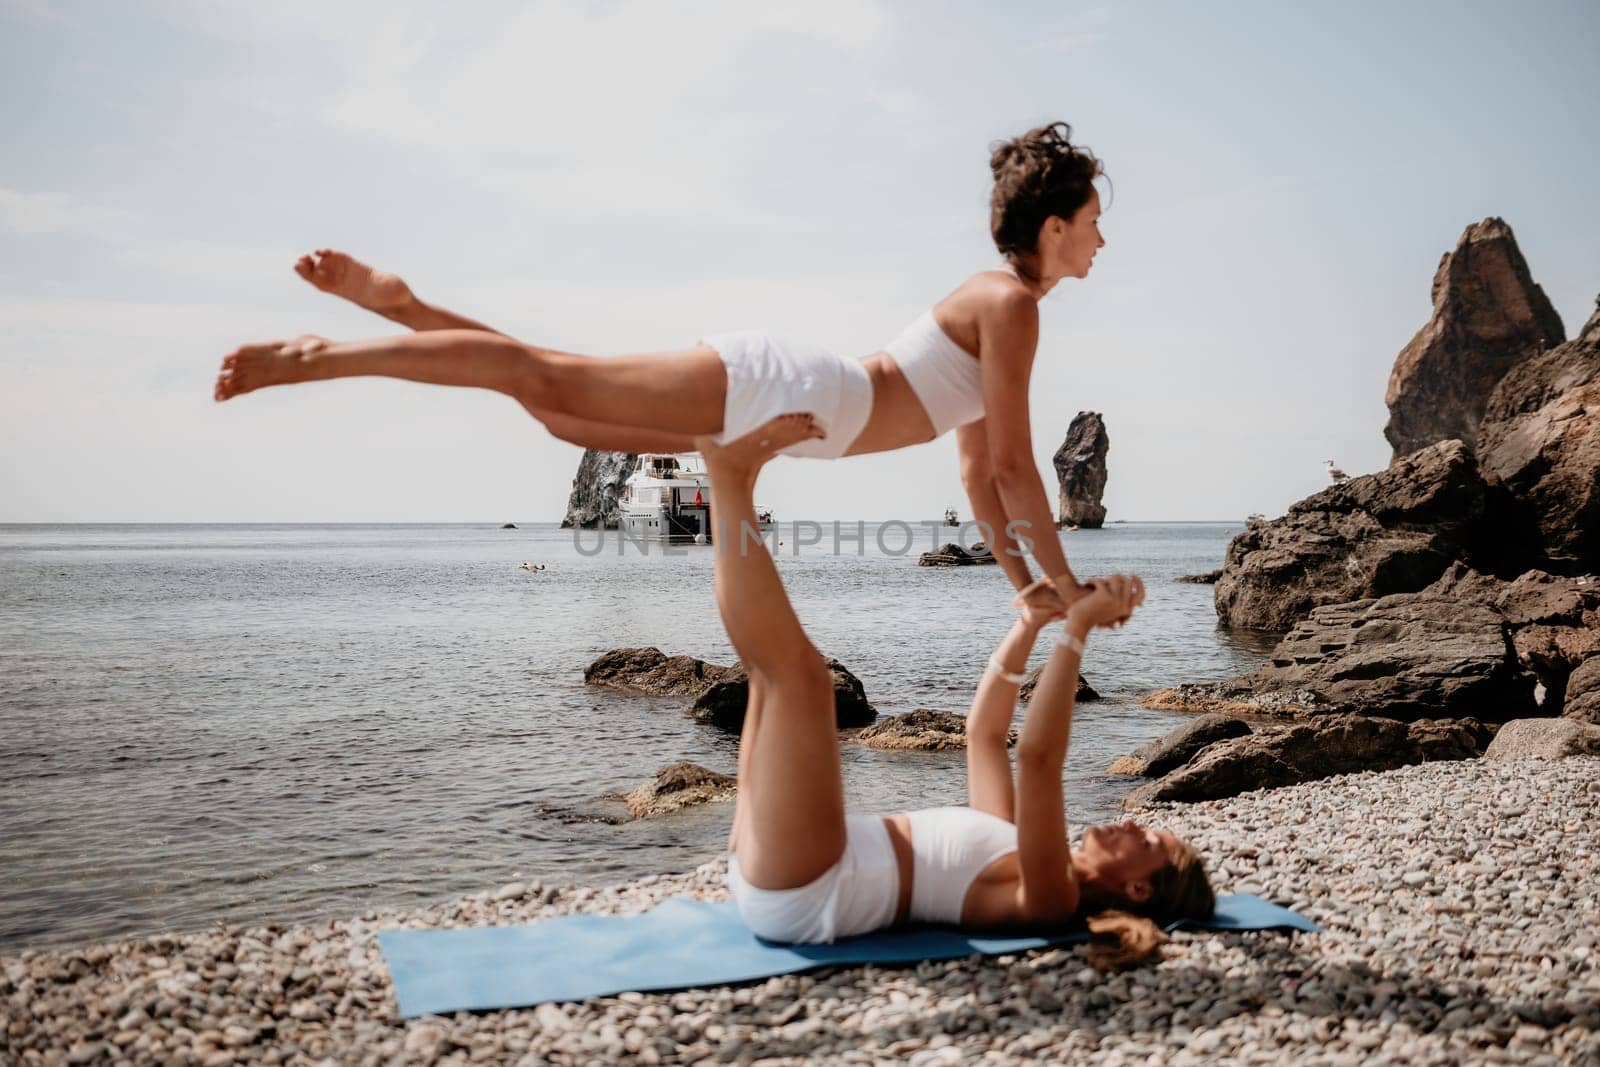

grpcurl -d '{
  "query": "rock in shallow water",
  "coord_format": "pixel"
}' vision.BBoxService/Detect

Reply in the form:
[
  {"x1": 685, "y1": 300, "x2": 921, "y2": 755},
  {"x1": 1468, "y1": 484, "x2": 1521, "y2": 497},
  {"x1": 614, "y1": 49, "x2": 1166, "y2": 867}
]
[{"x1": 855, "y1": 709, "x2": 1016, "y2": 751}]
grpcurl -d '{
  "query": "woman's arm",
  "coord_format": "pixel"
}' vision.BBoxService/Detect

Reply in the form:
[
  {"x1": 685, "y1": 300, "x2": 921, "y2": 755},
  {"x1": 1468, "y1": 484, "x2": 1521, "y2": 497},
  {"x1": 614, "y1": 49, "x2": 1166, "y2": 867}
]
[
  {"x1": 956, "y1": 421, "x2": 1034, "y2": 593},
  {"x1": 966, "y1": 614, "x2": 1050, "y2": 821},
  {"x1": 976, "y1": 291, "x2": 1083, "y2": 605},
  {"x1": 1010, "y1": 616, "x2": 1088, "y2": 922},
  {"x1": 1012, "y1": 575, "x2": 1142, "y2": 921}
]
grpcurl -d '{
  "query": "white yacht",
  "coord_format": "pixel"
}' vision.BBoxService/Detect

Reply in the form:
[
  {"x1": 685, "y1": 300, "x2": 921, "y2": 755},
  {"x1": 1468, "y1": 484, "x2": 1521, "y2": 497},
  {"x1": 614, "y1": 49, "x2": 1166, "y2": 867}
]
[{"x1": 619, "y1": 453, "x2": 774, "y2": 544}]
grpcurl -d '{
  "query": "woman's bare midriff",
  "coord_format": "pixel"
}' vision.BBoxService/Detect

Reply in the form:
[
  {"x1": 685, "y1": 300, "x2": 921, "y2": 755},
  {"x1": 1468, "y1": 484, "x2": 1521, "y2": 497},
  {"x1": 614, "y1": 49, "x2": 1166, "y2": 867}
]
[
  {"x1": 882, "y1": 812, "x2": 1026, "y2": 929},
  {"x1": 845, "y1": 354, "x2": 937, "y2": 456}
]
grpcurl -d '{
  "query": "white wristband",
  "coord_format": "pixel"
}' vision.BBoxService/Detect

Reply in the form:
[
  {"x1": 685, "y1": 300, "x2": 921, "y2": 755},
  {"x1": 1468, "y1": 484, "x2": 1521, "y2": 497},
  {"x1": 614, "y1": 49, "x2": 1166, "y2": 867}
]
[
  {"x1": 987, "y1": 655, "x2": 1029, "y2": 685},
  {"x1": 1055, "y1": 631, "x2": 1086, "y2": 657}
]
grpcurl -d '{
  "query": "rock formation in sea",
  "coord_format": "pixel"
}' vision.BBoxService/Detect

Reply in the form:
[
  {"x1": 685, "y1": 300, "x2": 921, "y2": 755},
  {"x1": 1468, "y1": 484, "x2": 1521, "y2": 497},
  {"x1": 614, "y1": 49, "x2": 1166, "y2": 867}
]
[
  {"x1": 584, "y1": 647, "x2": 738, "y2": 699},
  {"x1": 855, "y1": 709, "x2": 1016, "y2": 751},
  {"x1": 584, "y1": 647, "x2": 876, "y2": 731},
  {"x1": 561, "y1": 449, "x2": 638, "y2": 529},
  {"x1": 690, "y1": 658, "x2": 876, "y2": 731},
  {"x1": 1052, "y1": 412, "x2": 1109, "y2": 528},
  {"x1": 917, "y1": 542, "x2": 997, "y2": 567},
  {"x1": 1017, "y1": 666, "x2": 1098, "y2": 704},
  {"x1": 615, "y1": 762, "x2": 737, "y2": 819},
  {"x1": 1383, "y1": 217, "x2": 1564, "y2": 461}
]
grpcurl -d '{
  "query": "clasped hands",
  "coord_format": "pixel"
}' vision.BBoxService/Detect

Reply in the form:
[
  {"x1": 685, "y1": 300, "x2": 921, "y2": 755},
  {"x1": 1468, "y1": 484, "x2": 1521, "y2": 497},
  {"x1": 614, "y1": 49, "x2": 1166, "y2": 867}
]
[{"x1": 1012, "y1": 573, "x2": 1145, "y2": 631}]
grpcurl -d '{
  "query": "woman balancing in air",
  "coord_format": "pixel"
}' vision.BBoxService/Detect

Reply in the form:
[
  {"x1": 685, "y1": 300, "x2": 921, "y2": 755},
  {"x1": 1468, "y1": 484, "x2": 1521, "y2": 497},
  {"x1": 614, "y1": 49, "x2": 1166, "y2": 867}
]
[
  {"x1": 692, "y1": 412, "x2": 1212, "y2": 951},
  {"x1": 214, "y1": 122, "x2": 1107, "y2": 616}
]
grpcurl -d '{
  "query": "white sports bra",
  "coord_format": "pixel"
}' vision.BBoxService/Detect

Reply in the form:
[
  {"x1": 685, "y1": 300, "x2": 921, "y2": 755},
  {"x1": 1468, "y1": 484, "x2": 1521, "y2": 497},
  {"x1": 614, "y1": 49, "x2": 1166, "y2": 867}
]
[
  {"x1": 903, "y1": 806, "x2": 1018, "y2": 924},
  {"x1": 882, "y1": 311, "x2": 986, "y2": 436}
]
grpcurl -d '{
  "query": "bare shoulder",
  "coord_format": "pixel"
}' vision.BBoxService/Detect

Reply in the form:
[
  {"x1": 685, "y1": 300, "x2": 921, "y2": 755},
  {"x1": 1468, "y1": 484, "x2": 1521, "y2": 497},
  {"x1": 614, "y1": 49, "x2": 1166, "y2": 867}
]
[{"x1": 933, "y1": 271, "x2": 1039, "y2": 355}]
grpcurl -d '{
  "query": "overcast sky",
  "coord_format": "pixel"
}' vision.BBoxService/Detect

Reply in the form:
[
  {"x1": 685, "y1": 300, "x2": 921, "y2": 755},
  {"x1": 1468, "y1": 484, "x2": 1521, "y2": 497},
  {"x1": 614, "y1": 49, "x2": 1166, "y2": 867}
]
[{"x1": 3, "y1": 0, "x2": 1597, "y2": 522}]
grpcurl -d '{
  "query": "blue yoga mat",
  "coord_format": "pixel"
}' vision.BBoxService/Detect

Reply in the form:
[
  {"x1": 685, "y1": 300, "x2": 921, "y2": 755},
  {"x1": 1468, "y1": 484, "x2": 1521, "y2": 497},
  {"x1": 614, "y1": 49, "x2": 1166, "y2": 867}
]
[{"x1": 379, "y1": 894, "x2": 1318, "y2": 1018}]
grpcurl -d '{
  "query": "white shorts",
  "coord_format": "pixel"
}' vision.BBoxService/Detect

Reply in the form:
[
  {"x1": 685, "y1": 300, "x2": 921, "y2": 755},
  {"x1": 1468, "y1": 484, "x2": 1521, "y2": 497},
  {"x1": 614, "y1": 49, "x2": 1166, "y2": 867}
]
[
  {"x1": 700, "y1": 331, "x2": 874, "y2": 460},
  {"x1": 726, "y1": 813, "x2": 901, "y2": 944}
]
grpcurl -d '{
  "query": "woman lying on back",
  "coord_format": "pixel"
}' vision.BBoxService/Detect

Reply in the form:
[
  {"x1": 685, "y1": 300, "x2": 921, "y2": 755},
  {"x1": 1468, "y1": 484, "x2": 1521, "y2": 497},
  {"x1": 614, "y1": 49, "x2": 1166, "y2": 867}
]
[{"x1": 694, "y1": 412, "x2": 1213, "y2": 955}]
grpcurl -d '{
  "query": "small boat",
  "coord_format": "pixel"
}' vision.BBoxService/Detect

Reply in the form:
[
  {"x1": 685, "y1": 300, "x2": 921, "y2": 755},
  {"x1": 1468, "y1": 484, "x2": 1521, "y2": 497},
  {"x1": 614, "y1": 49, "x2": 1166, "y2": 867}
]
[
  {"x1": 620, "y1": 453, "x2": 775, "y2": 544},
  {"x1": 943, "y1": 506, "x2": 960, "y2": 527}
]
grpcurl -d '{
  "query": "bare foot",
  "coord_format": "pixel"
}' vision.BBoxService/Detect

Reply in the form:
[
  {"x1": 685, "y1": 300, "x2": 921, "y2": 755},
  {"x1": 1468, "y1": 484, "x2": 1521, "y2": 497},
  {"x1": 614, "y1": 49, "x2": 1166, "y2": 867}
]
[
  {"x1": 214, "y1": 336, "x2": 327, "y2": 401},
  {"x1": 294, "y1": 249, "x2": 412, "y2": 314},
  {"x1": 693, "y1": 413, "x2": 824, "y2": 483}
]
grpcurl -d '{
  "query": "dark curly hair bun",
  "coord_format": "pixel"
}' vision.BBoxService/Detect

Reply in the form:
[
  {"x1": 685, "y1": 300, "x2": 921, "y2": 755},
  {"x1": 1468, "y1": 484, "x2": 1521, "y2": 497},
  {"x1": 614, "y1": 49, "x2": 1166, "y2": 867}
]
[{"x1": 989, "y1": 121, "x2": 1105, "y2": 261}]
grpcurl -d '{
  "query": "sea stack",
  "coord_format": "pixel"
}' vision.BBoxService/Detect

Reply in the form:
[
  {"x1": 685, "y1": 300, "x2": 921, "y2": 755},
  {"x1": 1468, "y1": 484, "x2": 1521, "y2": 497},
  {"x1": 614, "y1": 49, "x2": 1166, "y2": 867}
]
[
  {"x1": 1052, "y1": 412, "x2": 1109, "y2": 528},
  {"x1": 1383, "y1": 217, "x2": 1564, "y2": 462},
  {"x1": 561, "y1": 448, "x2": 638, "y2": 529}
]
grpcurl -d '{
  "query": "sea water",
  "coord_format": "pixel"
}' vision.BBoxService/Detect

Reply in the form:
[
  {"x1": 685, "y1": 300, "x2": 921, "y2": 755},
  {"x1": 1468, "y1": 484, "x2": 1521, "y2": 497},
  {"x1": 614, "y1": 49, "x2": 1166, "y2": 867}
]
[{"x1": 0, "y1": 522, "x2": 1273, "y2": 953}]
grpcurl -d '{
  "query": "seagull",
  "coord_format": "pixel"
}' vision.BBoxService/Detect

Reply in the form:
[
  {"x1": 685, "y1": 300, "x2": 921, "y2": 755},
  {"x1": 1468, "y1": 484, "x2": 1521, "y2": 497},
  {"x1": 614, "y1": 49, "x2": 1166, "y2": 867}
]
[{"x1": 1326, "y1": 459, "x2": 1349, "y2": 484}]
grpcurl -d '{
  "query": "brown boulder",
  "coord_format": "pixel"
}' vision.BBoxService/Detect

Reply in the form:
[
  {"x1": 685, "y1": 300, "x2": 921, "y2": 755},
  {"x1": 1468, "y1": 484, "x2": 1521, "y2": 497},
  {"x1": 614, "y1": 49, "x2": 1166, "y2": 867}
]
[
  {"x1": 1018, "y1": 666, "x2": 1099, "y2": 704},
  {"x1": 856, "y1": 708, "x2": 1016, "y2": 751},
  {"x1": 1152, "y1": 587, "x2": 1537, "y2": 722},
  {"x1": 1562, "y1": 657, "x2": 1600, "y2": 725},
  {"x1": 617, "y1": 762, "x2": 737, "y2": 819},
  {"x1": 1213, "y1": 440, "x2": 1488, "y2": 631},
  {"x1": 1123, "y1": 714, "x2": 1489, "y2": 809},
  {"x1": 1106, "y1": 714, "x2": 1252, "y2": 777},
  {"x1": 917, "y1": 542, "x2": 997, "y2": 567},
  {"x1": 1474, "y1": 299, "x2": 1600, "y2": 568},
  {"x1": 1383, "y1": 217, "x2": 1564, "y2": 461},
  {"x1": 1241, "y1": 593, "x2": 1533, "y2": 721},
  {"x1": 1483, "y1": 718, "x2": 1600, "y2": 760},
  {"x1": 1053, "y1": 411, "x2": 1110, "y2": 529},
  {"x1": 689, "y1": 657, "x2": 876, "y2": 731},
  {"x1": 584, "y1": 647, "x2": 738, "y2": 698}
]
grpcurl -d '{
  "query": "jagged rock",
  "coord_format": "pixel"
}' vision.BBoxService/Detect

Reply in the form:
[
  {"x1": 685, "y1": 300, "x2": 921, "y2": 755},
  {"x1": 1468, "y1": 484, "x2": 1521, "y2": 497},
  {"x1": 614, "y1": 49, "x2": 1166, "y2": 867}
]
[
  {"x1": 1150, "y1": 589, "x2": 1537, "y2": 722},
  {"x1": 1242, "y1": 593, "x2": 1533, "y2": 721},
  {"x1": 1017, "y1": 666, "x2": 1099, "y2": 704},
  {"x1": 689, "y1": 658, "x2": 876, "y2": 731},
  {"x1": 1106, "y1": 714, "x2": 1252, "y2": 777},
  {"x1": 1122, "y1": 714, "x2": 1488, "y2": 809},
  {"x1": 1420, "y1": 564, "x2": 1600, "y2": 709},
  {"x1": 1175, "y1": 570, "x2": 1222, "y2": 584},
  {"x1": 1475, "y1": 318, "x2": 1600, "y2": 567},
  {"x1": 561, "y1": 448, "x2": 639, "y2": 529},
  {"x1": 855, "y1": 709, "x2": 1016, "y2": 751},
  {"x1": 1383, "y1": 217, "x2": 1564, "y2": 460},
  {"x1": 1213, "y1": 440, "x2": 1490, "y2": 630},
  {"x1": 615, "y1": 762, "x2": 736, "y2": 819},
  {"x1": 1483, "y1": 718, "x2": 1600, "y2": 760},
  {"x1": 1052, "y1": 412, "x2": 1109, "y2": 528},
  {"x1": 1562, "y1": 657, "x2": 1600, "y2": 725},
  {"x1": 1407, "y1": 717, "x2": 1494, "y2": 760},
  {"x1": 584, "y1": 647, "x2": 737, "y2": 699},
  {"x1": 917, "y1": 542, "x2": 996, "y2": 567}
]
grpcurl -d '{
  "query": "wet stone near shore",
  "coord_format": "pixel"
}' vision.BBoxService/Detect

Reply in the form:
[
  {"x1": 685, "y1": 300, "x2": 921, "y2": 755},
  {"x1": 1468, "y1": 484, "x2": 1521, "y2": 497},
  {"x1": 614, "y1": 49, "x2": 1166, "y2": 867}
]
[{"x1": 4, "y1": 758, "x2": 1596, "y2": 1065}]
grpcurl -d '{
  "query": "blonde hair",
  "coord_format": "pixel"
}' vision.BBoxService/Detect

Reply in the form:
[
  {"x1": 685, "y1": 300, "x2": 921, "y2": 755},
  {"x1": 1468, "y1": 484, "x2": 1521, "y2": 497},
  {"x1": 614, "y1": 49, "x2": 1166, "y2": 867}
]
[{"x1": 1085, "y1": 837, "x2": 1214, "y2": 971}]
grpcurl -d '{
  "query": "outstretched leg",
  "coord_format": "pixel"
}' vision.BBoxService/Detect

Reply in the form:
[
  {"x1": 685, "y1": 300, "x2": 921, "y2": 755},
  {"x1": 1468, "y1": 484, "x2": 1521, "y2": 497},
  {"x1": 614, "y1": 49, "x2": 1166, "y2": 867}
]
[
  {"x1": 214, "y1": 330, "x2": 728, "y2": 438},
  {"x1": 700, "y1": 414, "x2": 846, "y2": 891},
  {"x1": 292, "y1": 250, "x2": 702, "y2": 452}
]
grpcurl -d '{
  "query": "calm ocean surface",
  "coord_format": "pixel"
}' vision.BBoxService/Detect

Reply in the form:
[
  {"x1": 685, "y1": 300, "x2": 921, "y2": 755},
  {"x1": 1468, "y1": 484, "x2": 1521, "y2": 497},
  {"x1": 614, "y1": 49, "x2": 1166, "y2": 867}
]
[{"x1": 0, "y1": 522, "x2": 1272, "y2": 954}]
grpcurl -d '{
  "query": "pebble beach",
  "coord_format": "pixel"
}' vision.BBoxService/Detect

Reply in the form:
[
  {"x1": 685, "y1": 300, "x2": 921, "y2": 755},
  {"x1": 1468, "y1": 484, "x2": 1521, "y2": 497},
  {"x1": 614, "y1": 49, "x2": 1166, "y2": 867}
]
[{"x1": 4, "y1": 756, "x2": 1596, "y2": 1066}]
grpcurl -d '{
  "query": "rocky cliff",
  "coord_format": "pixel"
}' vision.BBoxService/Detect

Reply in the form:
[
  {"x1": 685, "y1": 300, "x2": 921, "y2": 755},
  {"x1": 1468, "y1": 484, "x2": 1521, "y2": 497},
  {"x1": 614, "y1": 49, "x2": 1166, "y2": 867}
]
[
  {"x1": 561, "y1": 449, "x2": 638, "y2": 529},
  {"x1": 1052, "y1": 412, "x2": 1109, "y2": 528},
  {"x1": 1383, "y1": 217, "x2": 1564, "y2": 461}
]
